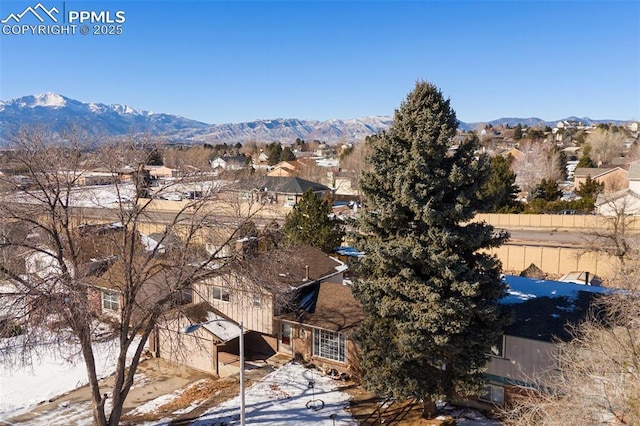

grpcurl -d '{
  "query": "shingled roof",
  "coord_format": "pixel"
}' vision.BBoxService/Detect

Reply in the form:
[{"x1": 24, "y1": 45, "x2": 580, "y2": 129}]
[
  {"x1": 278, "y1": 282, "x2": 363, "y2": 334},
  {"x1": 238, "y1": 176, "x2": 331, "y2": 195}
]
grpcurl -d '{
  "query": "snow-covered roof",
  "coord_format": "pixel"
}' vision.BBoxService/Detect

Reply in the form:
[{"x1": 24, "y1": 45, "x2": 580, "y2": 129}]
[
  {"x1": 502, "y1": 275, "x2": 609, "y2": 305},
  {"x1": 201, "y1": 311, "x2": 242, "y2": 342},
  {"x1": 501, "y1": 275, "x2": 611, "y2": 342}
]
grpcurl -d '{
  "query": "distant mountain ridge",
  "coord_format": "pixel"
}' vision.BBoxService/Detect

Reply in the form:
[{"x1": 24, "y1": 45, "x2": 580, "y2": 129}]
[{"x1": 0, "y1": 93, "x2": 631, "y2": 145}]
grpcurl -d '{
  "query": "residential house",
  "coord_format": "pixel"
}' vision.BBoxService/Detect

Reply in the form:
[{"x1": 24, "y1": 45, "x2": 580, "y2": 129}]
[
  {"x1": 210, "y1": 155, "x2": 249, "y2": 171},
  {"x1": 276, "y1": 280, "x2": 362, "y2": 373},
  {"x1": 596, "y1": 160, "x2": 640, "y2": 215},
  {"x1": 164, "y1": 243, "x2": 349, "y2": 375},
  {"x1": 57, "y1": 170, "x2": 116, "y2": 186},
  {"x1": 573, "y1": 167, "x2": 628, "y2": 193},
  {"x1": 267, "y1": 160, "x2": 307, "y2": 177},
  {"x1": 236, "y1": 176, "x2": 332, "y2": 206},
  {"x1": 145, "y1": 165, "x2": 179, "y2": 179},
  {"x1": 85, "y1": 257, "x2": 191, "y2": 320},
  {"x1": 500, "y1": 148, "x2": 525, "y2": 162},
  {"x1": 116, "y1": 166, "x2": 136, "y2": 183},
  {"x1": 149, "y1": 302, "x2": 244, "y2": 377},
  {"x1": 328, "y1": 171, "x2": 359, "y2": 198},
  {"x1": 478, "y1": 275, "x2": 609, "y2": 408}
]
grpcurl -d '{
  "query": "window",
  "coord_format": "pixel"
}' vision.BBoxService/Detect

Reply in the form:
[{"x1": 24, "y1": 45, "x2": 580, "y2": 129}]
[
  {"x1": 490, "y1": 335, "x2": 505, "y2": 357},
  {"x1": 210, "y1": 286, "x2": 230, "y2": 302},
  {"x1": 313, "y1": 329, "x2": 346, "y2": 363},
  {"x1": 479, "y1": 384, "x2": 505, "y2": 405},
  {"x1": 252, "y1": 293, "x2": 262, "y2": 307},
  {"x1": 102, "y1": 292, "x2": 119, "y2": 312}
]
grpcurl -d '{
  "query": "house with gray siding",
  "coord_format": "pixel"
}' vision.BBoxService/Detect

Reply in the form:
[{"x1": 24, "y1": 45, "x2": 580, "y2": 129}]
[{"x1": 479, "y1": 275, "x2": 609, "y2": 407}]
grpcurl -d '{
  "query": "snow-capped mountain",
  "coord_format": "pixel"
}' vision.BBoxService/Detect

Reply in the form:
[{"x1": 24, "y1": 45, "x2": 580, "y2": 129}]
[
  {"x1": 0, "y1": 93, "x2": 630, "y2": 145},
  {"x1": 194, "y1": 116, "x2": 394, "y2": 144},
  {"x1": 0, "y1": 93, "x2": 209, "y2": 143}
]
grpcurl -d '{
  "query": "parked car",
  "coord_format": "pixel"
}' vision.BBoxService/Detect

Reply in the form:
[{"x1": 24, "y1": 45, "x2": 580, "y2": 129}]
[{"x1": 557, "y1": 209, "x2": 576, "y2": 215}]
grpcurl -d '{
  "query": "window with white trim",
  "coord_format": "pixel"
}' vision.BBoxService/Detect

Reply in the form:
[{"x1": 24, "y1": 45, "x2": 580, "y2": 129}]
[
  {"x1": 479, "y1": 384, "x2": 505, "y2": 405},
  {"x1": 313, "y1": 329, "x2": 346, "y2": 362},
  {"x1": 210, "y1": 286, "x2": 230, "y2": 302},
  {"x1": 102, "y1": 292, "x2": 119, "y2": 312}
]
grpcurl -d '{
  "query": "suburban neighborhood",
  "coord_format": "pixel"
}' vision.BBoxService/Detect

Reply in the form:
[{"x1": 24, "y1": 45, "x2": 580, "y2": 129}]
[
  {"x1": 1, "y1": 1, "x2": 639, "y2": 425},
  {"x1": 1, "y1": 101, "x2": 639, "y2": 425}
]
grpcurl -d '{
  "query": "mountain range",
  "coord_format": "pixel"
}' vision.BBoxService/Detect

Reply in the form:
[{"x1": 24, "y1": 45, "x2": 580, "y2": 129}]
[{"x1": 0, "y1": 93, "x2": 630, "y2": 145}]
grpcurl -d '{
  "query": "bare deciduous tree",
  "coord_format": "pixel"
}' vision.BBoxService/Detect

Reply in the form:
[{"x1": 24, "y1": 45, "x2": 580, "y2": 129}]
[
  {"x1": 582, "y1": 196, "x2": 640, "y2": 282},
  {"x1": 512, "y1": 140, "x2": 563, "y2": 198},
  {"x1": 586, "y1": 128, "x2": 627, "y2": 166},
  {"x1": 0, "y1": 127, "x2": 279, "y2": 425},
  {"x1": 335, "y1": 138, "x2": 372, "y2": 199},
  {"x1": 501, "y1": 293, "x2": 640, "y2": 425}
]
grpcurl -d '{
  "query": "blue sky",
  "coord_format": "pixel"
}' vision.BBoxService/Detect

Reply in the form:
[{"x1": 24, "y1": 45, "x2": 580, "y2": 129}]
[{"x1": 1, "y1": 0, "x2": 639, "y2": 124}]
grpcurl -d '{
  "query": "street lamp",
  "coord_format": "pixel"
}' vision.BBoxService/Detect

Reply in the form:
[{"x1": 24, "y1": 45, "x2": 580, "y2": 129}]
[{"x1": 183, "y1": 318, "x2": 245, "y2": 426}]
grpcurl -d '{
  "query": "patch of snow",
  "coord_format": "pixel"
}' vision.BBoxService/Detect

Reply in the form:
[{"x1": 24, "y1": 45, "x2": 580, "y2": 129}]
[
  {"x1": 140, "y1": 233, "x2": 165, "y2": 253},
  {"x1": 129, "y1": 392, "x2": 179, "y2": 416},
  {"x1": 192, "y1": 363, "x2": 356, "y2": 426},
  {"x1": 502, "y1": 275, "x2": 610, "y2": 305},
  {"x1": 33, "y1": 93, "x2": 67, "y2": 108},
  {"x1": 0, "y1": 333, "x2": 142, "y2": 421},
  {"x1": 128, "y1": 379, "x2": 209, "y2": 417},
  {"x1": 201, "y1": 314, "x2": 242, "y2": 342}
]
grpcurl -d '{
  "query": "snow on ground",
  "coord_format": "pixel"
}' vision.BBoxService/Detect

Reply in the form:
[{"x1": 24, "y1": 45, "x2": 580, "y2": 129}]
[
  {"x1": 144, "y1": 362, "x2": 356, "y2": 426},
  {"x1": 0, "y1": 332, "x2": 141, "y2": 421}
]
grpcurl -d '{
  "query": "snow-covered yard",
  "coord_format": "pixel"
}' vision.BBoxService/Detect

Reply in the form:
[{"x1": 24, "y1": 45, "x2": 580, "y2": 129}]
[
  {"x1": 1, "y1": 333, "x2": 500, "y2": 426},
  {"x1": 192, "y1": 363, "x2": 356, "y2": 426},
  {"x1": 0, "y1": 330, "x2": 140, "y2": 422}
]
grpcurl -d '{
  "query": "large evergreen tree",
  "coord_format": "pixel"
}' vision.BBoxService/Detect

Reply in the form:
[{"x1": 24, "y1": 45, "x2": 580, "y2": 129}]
[
  {"x1": 479, "y1": 154, "x2": 522, "y2": 213},
  {"x1": 352, "y1": 81, "x2": 508, "y2": 418},
  {"x1": 282, "y1": 189, "x2": 344, "y2": 253}
]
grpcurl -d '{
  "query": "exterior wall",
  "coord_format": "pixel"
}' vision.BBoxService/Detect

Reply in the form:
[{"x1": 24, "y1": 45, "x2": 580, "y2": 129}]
[
  {"x1": 155, "y1": 316, "x2": 217, "y2": 374},
  {"x1": 192, "y1": 278, "x2": 275, "y2": 335},
  {"x1": 83, "y1": 173, "x2": 117, "y2": 186},
  {"x1": 333, "y1": 177, "x2": 358, "y2": 196},
  {"x1": 87, "y1": 288, "x2": 102, "y2": 316},
  {"x1": 267, "y1": 167, "x2": 296, "y2": 177},
  {"x1": 486, "y1": 335, "x2": 558, "y2": 385},
  {"x1": 286, "y1": 322, "x2": 355, "y2": 373},
  {"x1": 597, "y1": 194, "x2": 640, "y2": 216},
  {"x1": 147, "y1": 166, "x2": 176, "y2": 178},
  {"x1": 575, "y1": 169, "x2": 628, "y2": 193}
]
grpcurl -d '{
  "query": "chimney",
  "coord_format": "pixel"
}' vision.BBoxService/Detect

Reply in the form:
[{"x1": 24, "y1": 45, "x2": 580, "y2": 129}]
[
  {"x1": 304, "y1": 265, "x2": 310, "y2": 281},
  {"x1": 235, "y1": 237, "x2": 258, "y2": 259},
  {"x1": 585, "y1": 271, "x2": 590, "y2": 286}
]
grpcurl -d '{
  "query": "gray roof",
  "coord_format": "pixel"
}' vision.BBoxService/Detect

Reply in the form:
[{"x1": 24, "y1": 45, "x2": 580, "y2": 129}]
[
  {"x1": 241, "y1": 176, "x2": 331, "y2": 195},
  {"x1": 573, "y1": 167, "x2": 618, "y2": 178}
]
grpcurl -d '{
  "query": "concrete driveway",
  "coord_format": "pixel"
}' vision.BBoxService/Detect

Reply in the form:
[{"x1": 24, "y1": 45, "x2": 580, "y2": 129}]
[{"x1": 4, "y1": 357, "x2": 272, "y2": 425}]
